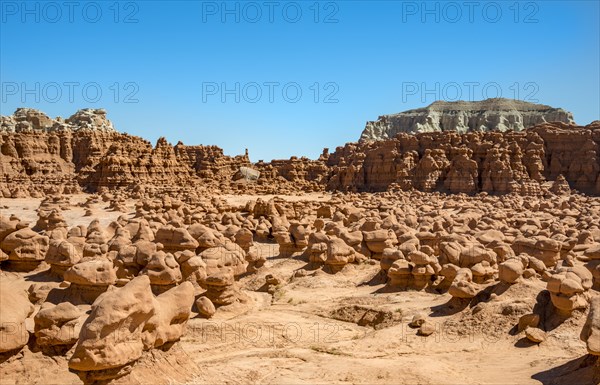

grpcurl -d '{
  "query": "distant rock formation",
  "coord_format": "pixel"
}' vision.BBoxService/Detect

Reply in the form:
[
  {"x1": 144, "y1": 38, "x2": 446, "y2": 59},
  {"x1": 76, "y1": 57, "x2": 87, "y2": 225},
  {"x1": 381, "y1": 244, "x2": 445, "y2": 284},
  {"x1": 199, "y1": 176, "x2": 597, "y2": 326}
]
[
  {"x1": 1, "y1": 108, "x2": 116, "y2": 133},
  {"x1": 360, "y1": 98, "x2": 575, "y2": 141},
  {"x1": 1, "y1": 108, "x2": 599, "y2": 197},
  {"x1": 0, "y1": 108, "x2": 251, "y2": 197},
  {"x1": 328, "y1": 121, "x2": 600, "y2": 195}
]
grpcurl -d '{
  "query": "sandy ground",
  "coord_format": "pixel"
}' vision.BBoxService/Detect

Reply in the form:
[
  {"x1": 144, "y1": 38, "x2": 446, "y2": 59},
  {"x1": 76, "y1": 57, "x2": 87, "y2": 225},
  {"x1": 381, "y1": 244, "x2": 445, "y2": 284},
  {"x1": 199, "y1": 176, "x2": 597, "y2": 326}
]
[
  {"x1": 0, "y1": 196, "x2": 597, "y2": 385},
  {"x1": 178, "y1": 259, "x2": 590, "y2": 385},
  {"x1": 0, "y1": 193, "x2": 331, "y2": 227},
  {"x1": 0, "y1": 196, "x2": 128, "y2": 229},
  {"x1": 1, "y1": 255, "x2": 592, "y2": 385}
]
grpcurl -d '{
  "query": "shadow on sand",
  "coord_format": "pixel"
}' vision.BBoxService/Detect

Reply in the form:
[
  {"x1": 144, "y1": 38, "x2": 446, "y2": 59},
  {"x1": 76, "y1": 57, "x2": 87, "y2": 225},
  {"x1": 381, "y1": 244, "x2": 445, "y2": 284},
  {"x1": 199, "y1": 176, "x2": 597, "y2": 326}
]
[{"x1": 531, "y1": 355, "x2": 599, "y2": 385}]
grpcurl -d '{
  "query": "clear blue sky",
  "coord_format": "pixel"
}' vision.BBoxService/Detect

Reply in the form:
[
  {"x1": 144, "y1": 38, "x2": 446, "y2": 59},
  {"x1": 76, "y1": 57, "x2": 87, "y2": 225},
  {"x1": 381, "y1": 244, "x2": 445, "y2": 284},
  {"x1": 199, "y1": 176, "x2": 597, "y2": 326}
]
[{"x1": 1, "y1": 0, "x2": 599, "y2": 161}]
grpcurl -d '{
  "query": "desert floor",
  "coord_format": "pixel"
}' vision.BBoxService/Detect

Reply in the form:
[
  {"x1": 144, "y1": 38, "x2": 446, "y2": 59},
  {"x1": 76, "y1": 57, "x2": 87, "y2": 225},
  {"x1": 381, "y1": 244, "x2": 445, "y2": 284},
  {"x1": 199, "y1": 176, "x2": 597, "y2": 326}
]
[{"x1": 0, "y1": 195, "x2": 596, "y2": 385}]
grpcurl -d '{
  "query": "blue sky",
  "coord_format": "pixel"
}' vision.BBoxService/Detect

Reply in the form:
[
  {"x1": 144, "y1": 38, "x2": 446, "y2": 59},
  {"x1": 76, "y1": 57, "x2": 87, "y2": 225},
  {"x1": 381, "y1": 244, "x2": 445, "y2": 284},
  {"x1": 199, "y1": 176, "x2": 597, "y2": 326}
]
[{"x1": 1, "y1": 0, "x2": 599, "y2": 161}]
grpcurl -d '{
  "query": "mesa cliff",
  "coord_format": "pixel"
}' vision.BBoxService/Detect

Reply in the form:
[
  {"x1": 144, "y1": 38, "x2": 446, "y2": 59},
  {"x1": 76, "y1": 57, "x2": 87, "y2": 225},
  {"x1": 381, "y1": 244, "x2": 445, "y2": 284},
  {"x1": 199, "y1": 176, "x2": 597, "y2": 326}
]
[{"x1": 360, "y1": 98, "x2": 575, "y2": 141}]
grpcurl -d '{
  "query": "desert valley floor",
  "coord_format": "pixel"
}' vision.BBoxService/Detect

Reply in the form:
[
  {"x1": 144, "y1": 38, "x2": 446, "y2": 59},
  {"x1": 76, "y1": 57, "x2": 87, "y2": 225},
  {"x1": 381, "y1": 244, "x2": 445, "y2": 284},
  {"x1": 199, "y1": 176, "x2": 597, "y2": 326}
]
[{"x1": 1, "y1": 192, "x2": 599, "y2": 385}]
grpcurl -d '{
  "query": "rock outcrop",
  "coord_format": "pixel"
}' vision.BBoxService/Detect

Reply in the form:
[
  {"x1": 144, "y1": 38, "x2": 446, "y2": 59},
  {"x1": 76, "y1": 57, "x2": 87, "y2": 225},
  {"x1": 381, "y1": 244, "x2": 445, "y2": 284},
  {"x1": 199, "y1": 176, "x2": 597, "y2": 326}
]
[
  {"x1": 0, "y1": 227, "x2": 49, "y2": 271},
  {"x1": 2, "y1": 107, "x2": 599, "y2": 197},
  {"x1": 580, "y1": 296, "x2": 600, "y2": 355},
  {"x1": 326, "y1": 121, "x2": 600, "y2": 195},
  {"x1": 68, "y1": 276, "x2": 156, "y2": 380},
  {"x1": 0, "y1": 283, "x2": 34, "y2": 353},
  {"x1": 0, "y1": 108, "x2": 252, "y2": 197},
  {"x1": 547, "y1": 265, "x2": 593, "y2": 316},
  {"x1": 1, "y1": 108, "x2": 116, "y2": 133},
  {"x1": 34, "y1": 302, "x2": 83, "y2": 349},
  {"x1": 360, "y1": 98, "x2": 574, "y2": 141}
]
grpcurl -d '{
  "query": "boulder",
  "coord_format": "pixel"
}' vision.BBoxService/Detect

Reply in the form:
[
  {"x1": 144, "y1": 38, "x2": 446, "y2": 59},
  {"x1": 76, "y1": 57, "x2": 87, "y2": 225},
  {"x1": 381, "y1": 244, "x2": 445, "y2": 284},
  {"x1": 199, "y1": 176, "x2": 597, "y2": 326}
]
[
  {"x1": 0, "y1": 283, "x2": 34, "y2": 353},
  {"x1": 64, "y1": 258, "x2": 117, "y2": 287},
  {"x1": 1, "y1": 227, "x2": 49, "y2": 270},
  {"x1": 195, "y1": 296, "x2": 216, "y2": 319},
  {"x1": 580, "y1": 297, "x2": 600, "y2": 355},
  {"x1": 524, "y1": 327, "x2": 546, "y2": 343},
  {"x1": 34, "y1": 302, "x2": 83, "y2": 347},
  {"x1": 141, "y1": 251, "x2": 182, "y2": 290},
  {"x1": 325, "y1": 237, "x2": 356, "y2": 272},
  {"x1": 204, "y1": 269, "x2": 237, "y2": 306},
  {"x1": 546, "y1": 266, "x2": 593, "y2": 315},
  {"x1": 142, "y1": 282, "x2": 194, "y2": 349},
  {"x1": 69, "y1": 276, "x2": 155, "y2": 374},
  {"x1": 448, "y1": 268, "x2": 478, "y2": 299},
  {"x1": 154, "y1": 226, "x2": 199, "y2": 252}
]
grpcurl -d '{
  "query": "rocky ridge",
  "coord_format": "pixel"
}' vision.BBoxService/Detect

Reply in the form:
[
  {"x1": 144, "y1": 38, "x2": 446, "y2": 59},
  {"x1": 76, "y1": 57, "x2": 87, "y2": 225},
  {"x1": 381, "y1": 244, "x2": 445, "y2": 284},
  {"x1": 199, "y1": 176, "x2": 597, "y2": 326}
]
[
  {"x1": 1, "y1": 108, "x2": 116, "y2": 133},
  {"x1": 326, "y1": 121, "x2": 600, "y2": 195},
  {"x1": 360, "y1": 98, "x2": 575, "y2": 141},
  {"x1": 1, "y1": 107, "x2": 599, "y2": 198},
  {"x1": 0, "y1": 109, "x2": 252, "y2": 197}
]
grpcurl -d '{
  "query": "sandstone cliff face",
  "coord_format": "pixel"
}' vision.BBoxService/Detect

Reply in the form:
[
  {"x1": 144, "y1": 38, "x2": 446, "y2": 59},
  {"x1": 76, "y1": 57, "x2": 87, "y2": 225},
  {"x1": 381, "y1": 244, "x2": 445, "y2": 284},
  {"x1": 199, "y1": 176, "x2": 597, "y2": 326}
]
[
  {"x1": 0, "y1": 109, "x2": 251, "y2": 197},
  {"x1": 326, "y1": 121, "x2": 600, "y2": 195},
  {"x1": 533, "y1": 121, "x2": 600, "y2": 192},
  {"x1": 174, "y1": 143, "x2": 251, "y2": 181},
  {"x1": 360, "y1": 98, "x2": 575, "y2": 141},
  {"x1": 1, "y1": 108, "x2": 598, "y2": 197},
  {"x1": 254, "y1": 151, "x2": 330, "y2": 193}
]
